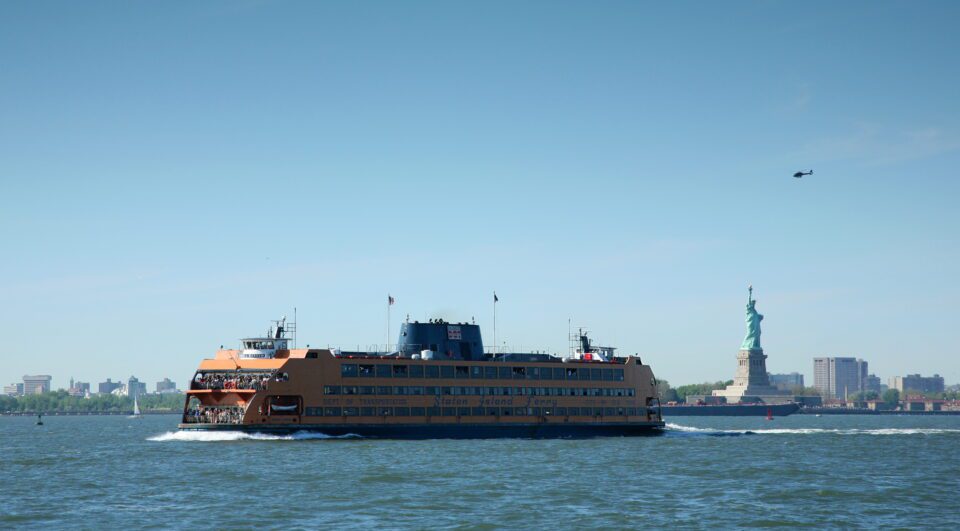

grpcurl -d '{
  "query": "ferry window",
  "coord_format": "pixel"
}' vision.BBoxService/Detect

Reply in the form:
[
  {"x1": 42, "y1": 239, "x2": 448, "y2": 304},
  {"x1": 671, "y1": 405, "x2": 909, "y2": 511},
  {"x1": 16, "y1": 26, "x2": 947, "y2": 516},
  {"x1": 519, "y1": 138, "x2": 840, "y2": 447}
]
[
  {"x1": 502, "y1": 387, "x2": 513, "y2": 396},
  {"x1": 486, "y1": 407, "x2": 499, "y2": 416},
  {"x1": 359, "y1": 365, "x2": 375, "y2": 377},
  {"x1": 323, "y1": 385, "x2": 341, "y2": 395},
  {"x1": 377, "y1": 386, "x2": 392, "y2": 395},
  {"x1": 485, "y1": 367, "x2": 498, "y2": 379},
  {"x1": 458, "y1": 407, "x2": 471, "y2": 416},
  {"x1": 376, "y1": 365, "x2": 392, "y2": 378},
  {"x1": 426, "y1": 407, "x2": 440, "y2": 416},
  {"x1": 344, "y1": 386, "x2": 359, "y2": 395},
  {"x1": 324, "y1": 407, "x2": 341, "y2": 416},
  {"x1": 617, "y1": 408, "x2": 625, "y2": 415},
  {"x1": 602, "y1": 388, "x2": 611, "y2": 397},
  {"x1": 614, "y1": 369, "x2": 624, "y2": 381},
  {"x1": 498, "y1": 367, "x2": 511, "y2": 379},
  {"x1": 536, "y1": 388, "x2": 545, "y2": 396},
  {"x1": 392, "y1": 365, "x2": 408, "y2": 377},
  {"x1": 393, "y1": 386, "x2": 405, "y2": 395},
  {"x1": 426, "y1": 386, "x2": 440, "y2": 396},
  {"x1": 455, "y1": 366, "x2": 470, "y2": 379},
  {"x1": 538, "y1": 368, "x2": 551, "y2": 380},
  {"x1": 604, "y1": 407, "x2": 616, "y2": 416},
  {"x1": 518, "y1": 387, "x2": 529, "y2": 396},
  {"x1": 361, "y1": 407, "x2": 375, "y2": 416},
  {"x1": 513, "y1": 407, "x2": 526, "y2": 416},
  {"x1": 408, "y1": 386, "x2": 424, "y2": 395},
  {"x1": 360, "y1": 386, "x2": 376, "y2": 395},
  {"x1": 440, "y1": 366, "x2": 455, "y2": 378},
  {"x1": 579, "y1": 369, "x2": 591, "y2": 381},
  {"x1": 530, "y1": 367, "x2": 540, "y2": 379},
  {"x1": 590, "y1": 368, "x2": 602, "y2": 380},
  {"x1": 502, "y1": 408, "x2": 512, "y2": 416},
  {"x1": 470, "y1": 366, "x2": 483, "y2": 379},
  {"x1": 488, "y1": 387, "x2": 500, "y2": 396},
  {"x1": 442, "y1": 386, "x2": 453, "y2": 395},
  {"x1": 543, "y1": 408, "x2": 552, "y2": 416},
  {"x1": 532, "y1": 407, "x2": 542, "y2": 416},
  {"x1": 553, "y1": 368, "x2": 565, "y2": 380},
  {"x1": 304, "y1": 407, "x2": 320, "y2": 416},
  {"x1": 628, "y1": 389, "x2": 636, "y2": 397},
  {"x1": 379, "y1": 408, "x2": 393, "y2": 416},
  {"x1": 614, "y1": 389, "x2": 624, "y2": 397},
  {"x1": 627, "y1": 408, "x2": 637, "y2": 416},
  {"x1": 410, "y1": 407, "x2": 425, "y2": 416},
  {"x1": 425, "y1": 366, "x2": 440, "y2": 378},
  {"x1": 566, "y1": 368, "x2": 578, "y2": 379},
  {"x1": 593, "y1": 408, "x2": 603, "y2": 416},
  {"x1": 512, "y1": 367, "x2": 526, "y2": 379},
  {"x1": 566, "y1": 407, "x2": 578, "y2": 416},
  {"x1": 549, "y1": 388, "x2": 560, "y2": 396},
  {"x1": 409, "y1": 365, "x2": 424, "y2": 378},
  {"x1": 341, "y1": 364, "x2": 358, "y2": 377},
  {"x1": 602, "y1": 369, "x2": 614, "y2": 381},
  {"x1": 344, "y1": 407, "x2": 359, "y2": 416},
  {"x1": 395, "y1": 407, "x2": 410, "y2": 416},
  {"x1": 442, "y1": 408, "x2": 457, "y2": 417},
  {"x1": 472, "y1": 407, "x2": 484, "y2": 416},
  {"x1": 556, "y1": 407, "x2": 567, "y2": 416}
]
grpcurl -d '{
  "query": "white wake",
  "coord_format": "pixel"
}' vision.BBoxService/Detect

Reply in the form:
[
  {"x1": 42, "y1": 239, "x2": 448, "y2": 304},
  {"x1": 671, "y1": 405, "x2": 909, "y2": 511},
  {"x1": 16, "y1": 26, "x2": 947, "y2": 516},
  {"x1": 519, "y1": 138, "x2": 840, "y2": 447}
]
[
  {"x1": 148, "y1": 431, "x2": 361, "y2": 442},
  {"x1": 665, "y1": 423, "x2": 960, "y2": 436}
]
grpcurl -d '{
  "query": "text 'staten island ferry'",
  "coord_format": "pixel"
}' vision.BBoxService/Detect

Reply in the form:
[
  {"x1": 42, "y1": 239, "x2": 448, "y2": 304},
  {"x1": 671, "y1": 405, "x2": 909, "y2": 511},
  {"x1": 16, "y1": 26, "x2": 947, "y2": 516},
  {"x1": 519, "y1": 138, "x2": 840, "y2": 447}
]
[{"x1": 179, "y1": 317, "x2": 665, "y2": 438}]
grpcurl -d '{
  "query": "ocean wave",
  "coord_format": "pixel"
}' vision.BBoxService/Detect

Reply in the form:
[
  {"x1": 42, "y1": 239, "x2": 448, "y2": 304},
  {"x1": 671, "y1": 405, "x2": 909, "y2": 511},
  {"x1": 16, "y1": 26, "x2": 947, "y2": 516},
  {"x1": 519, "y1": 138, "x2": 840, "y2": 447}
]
[
  {"x1": 665, "y1": 423, "x2": 960, "y2": 436},
  {"x1": 148, "y1": 431, "x2": 362, "y2": 442}
]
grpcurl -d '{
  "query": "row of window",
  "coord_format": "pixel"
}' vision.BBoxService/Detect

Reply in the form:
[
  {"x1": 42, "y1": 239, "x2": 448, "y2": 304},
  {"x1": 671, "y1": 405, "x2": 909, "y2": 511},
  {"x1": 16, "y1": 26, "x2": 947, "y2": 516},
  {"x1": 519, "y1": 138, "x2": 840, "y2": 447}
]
[
  {"x1": 322, "y1": 385, "x2": 637, "y2": 397},
  {"x1": 303, "y1": 406, "x2": 648, "y2": 417},
  {"x1": 341, "y1": 364, "x2": 625, "y2": 382}
]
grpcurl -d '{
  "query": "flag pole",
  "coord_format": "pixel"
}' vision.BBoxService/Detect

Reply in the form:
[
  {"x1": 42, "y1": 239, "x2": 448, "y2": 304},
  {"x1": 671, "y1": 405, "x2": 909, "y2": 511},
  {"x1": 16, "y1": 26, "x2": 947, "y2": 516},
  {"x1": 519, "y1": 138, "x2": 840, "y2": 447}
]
[
  {"x1": 493, "y1": 291, "x2": 497, "y2": 358},
  {"x1": 387, "y1": 294, "x2": 391, "y2": 353}
]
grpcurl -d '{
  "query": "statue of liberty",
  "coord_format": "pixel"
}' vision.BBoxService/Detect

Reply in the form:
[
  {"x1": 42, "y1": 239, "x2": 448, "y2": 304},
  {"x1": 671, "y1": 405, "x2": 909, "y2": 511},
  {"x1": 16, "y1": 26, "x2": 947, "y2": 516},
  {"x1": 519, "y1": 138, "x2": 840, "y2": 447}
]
[{"x1": 741, "y1": 285, "x2": 763, "y2": 350}]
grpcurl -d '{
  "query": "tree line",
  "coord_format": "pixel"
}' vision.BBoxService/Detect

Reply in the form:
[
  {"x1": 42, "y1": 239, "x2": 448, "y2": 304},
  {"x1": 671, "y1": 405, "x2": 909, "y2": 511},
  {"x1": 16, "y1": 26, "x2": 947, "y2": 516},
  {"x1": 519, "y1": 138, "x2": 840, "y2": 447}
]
[{"x1": 0, "y1": 390, "x2": 185, "y2": 414}]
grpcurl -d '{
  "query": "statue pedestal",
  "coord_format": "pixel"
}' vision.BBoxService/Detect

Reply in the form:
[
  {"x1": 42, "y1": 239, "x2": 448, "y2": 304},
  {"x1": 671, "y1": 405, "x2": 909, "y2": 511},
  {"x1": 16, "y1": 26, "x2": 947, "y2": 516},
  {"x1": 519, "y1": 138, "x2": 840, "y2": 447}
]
[{"x1": 713, "y1": 348, "x2": 792, "y2": 404}]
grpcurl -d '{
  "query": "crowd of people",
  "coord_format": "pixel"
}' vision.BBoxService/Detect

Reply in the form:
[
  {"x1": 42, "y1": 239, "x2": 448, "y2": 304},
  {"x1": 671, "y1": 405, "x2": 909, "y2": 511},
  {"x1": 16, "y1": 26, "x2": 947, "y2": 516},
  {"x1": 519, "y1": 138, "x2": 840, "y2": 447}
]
[
  {"x1": 191, "y1": 372, "x2": 275, "y2": 391},
  {"x1": 183, "y1": 405, "x2": 245, "y2": 424}
]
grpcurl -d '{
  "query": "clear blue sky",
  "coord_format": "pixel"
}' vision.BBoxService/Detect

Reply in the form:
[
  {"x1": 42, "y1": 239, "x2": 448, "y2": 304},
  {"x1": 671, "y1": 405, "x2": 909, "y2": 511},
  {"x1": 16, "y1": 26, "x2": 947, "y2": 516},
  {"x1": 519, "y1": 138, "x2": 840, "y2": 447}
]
[{"x1": 2, "y1": 1, "x2": 958, "y2": 391}]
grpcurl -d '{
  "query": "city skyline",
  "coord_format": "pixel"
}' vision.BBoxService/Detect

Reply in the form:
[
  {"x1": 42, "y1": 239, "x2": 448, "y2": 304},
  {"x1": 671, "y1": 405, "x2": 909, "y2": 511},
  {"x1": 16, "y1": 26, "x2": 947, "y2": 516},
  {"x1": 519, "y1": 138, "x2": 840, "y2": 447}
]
[{"x1": 2, "y1": 2, "x2": 958, "y2": 389}]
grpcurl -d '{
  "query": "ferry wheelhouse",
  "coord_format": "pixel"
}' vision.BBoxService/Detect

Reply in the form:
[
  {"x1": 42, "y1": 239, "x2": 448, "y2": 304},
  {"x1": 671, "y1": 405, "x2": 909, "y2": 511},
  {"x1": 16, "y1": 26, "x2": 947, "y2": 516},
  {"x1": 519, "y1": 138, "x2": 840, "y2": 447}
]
[{"x1": 180, "y1": 317, "x2": 664, "y2": 438}]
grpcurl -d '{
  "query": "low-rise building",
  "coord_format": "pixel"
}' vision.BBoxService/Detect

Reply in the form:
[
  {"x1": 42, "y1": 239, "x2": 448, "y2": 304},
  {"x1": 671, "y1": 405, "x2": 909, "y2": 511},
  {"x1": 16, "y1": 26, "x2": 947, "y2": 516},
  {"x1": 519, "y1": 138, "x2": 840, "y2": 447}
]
[
  {"x1": 889, "y1": 374, "x2": 945, "y2": 394},
  {"x1": 4, "y1": 383, "x2": 24, "y2": 396},
  {"x1": 768, "y1": 372, "x2": 804, "y2": 391}
]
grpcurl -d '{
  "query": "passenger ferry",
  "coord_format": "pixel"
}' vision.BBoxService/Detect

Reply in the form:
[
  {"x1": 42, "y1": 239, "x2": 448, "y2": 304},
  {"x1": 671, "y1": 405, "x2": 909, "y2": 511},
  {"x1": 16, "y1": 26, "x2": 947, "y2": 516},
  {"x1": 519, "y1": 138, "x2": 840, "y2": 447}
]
[{"x1": 179, "y1": 317, "x2": 665, "y2": 438}]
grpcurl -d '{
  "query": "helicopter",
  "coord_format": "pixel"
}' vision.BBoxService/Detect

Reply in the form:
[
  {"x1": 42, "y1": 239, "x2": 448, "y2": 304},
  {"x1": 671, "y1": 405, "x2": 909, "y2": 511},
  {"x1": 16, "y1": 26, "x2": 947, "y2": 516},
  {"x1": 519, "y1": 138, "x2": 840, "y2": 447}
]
[{"x1": 793, "y1": 170, "x2": 813, "y2": 178}]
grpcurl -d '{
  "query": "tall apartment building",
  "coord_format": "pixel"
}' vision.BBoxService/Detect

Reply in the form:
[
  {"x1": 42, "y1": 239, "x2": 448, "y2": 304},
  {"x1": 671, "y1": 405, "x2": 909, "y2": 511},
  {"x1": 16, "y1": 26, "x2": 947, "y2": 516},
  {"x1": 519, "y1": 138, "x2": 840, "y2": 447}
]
[
  {"x1": 768, "y1": 372, "x2": 805, "y2": 391},
  {"x1": 98, "y1": 378, "x2": 121, "y2": 395},
  {"x1": 155, "y1": 378, "x2": 178, "y2": 393},
  {"x1": 127, "y1": 376, "x2": 147, "y2": 399},
  {"x1": 813, "y1": 358, "x2": 868, "y2": 399},
  {"x1": 864, "y1": 374, "x2": 882, "y2": 394},
  {"x1": 22, "y1": 375, "x2": 52, "y2": 395},
  {"x1": 889, "y1": 374, "x2": 945, "y2": 394}
]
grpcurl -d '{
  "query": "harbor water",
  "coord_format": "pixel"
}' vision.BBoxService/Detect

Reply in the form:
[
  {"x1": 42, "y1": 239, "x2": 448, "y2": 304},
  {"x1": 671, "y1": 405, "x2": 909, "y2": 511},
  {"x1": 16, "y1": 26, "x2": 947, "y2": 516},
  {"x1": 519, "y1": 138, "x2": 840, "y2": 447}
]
[{"x1": 2, "y1": 414, "x2": 959, "y2": 528}]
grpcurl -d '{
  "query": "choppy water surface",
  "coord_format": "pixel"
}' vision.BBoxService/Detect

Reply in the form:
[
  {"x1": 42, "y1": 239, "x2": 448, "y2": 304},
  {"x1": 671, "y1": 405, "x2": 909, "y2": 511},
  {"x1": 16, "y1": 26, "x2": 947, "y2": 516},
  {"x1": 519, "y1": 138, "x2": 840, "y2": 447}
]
[{"x1": 3, "y1": 415, "x2": 959, "y2": 528}]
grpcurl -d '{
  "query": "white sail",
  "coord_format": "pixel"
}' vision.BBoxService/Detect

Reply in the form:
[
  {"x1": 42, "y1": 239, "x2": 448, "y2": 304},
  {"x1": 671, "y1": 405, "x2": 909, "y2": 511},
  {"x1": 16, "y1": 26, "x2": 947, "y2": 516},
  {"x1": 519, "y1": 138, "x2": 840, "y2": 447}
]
[{"x1": 133, "y1": 396, "x2": 141, "y2": 416}]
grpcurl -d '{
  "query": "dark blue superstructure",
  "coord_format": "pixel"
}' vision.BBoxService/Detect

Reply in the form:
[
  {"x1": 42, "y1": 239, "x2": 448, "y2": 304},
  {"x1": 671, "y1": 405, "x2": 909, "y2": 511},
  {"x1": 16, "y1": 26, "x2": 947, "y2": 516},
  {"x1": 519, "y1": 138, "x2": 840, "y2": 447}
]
[{"x1": 398, "y1": 320, "x2": 484, "y2": 360}]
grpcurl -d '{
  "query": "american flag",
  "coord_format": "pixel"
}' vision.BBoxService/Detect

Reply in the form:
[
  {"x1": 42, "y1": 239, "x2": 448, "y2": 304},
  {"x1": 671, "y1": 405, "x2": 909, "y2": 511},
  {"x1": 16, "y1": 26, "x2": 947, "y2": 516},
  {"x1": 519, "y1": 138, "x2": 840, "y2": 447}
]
[{"x1": 388, "y1": 295, "x2": 395, "y2": 305}]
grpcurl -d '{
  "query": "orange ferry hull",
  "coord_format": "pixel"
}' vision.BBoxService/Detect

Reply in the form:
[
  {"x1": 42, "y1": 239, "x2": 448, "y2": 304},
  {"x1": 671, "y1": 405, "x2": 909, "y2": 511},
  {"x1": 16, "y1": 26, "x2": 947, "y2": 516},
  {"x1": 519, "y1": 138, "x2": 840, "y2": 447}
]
[{"x1": 177, "y1": 421, "x2": 665, "y2": 439}]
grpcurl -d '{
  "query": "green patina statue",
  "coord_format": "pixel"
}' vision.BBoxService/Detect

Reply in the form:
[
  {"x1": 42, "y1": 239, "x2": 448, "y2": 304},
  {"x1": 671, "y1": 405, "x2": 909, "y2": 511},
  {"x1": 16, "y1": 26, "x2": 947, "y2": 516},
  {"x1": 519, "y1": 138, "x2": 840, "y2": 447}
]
[{"x1": 741, "y1": 285, "x2": 763, "y2": 350}]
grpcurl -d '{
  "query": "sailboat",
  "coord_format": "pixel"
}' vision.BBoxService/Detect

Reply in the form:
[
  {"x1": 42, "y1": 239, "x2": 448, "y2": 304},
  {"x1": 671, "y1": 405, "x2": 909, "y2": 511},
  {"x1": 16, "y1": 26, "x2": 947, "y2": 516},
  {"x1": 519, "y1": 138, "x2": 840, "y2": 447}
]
[{"x1": 129, "y1": 396, "x2": 142, "y2": 419}]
